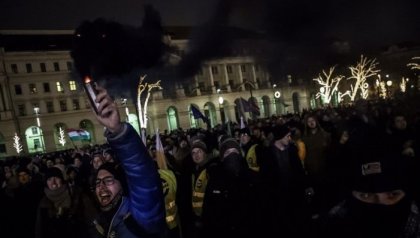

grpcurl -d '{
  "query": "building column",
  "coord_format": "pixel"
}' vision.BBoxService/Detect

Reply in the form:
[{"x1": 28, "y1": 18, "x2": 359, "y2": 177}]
[
  {"x1": 0, "y1": 83, "x2": 5, "y2": 111},
  {"x1": 207, "y1": 65, "x2": 216, "y2": 93},
  {"x1": 222, "y1": 64, "x2": 231, "y2": 92},
  {"x1": 238, "y1": 64, "x2": 245, "y2": 91},
  {"x1": 251, "y1": 65, "x2": 259, "y2": 90},
  {"x1": 194, "y1": 76, "x2": 201, "y2": 96}
]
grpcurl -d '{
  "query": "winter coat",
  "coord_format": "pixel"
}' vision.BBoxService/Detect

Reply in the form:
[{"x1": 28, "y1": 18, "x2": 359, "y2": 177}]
[{"x1": 91, "y1": 123, "x2": 166, "y2": 238}]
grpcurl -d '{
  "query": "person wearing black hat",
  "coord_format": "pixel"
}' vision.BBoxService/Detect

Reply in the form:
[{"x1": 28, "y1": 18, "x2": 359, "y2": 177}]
[
  {"x1": 318, "y1": 144, "x2": 420, "y2": 238},
  {"x1": 12, "y1": 166, "x2": 44, "y2": 238},
  {"x1": 89, "y1": 85, "x2": 165, "y2": 238},
  {"x1": 257, "y1": 125, "x2": 307, "y2": 237},
  {"x1": 201, "y1": 136, "x2": 257, "y2": 238},
  {"x1": 186, "y1": 139, "x2": 211, "y2": 238},
  {"x1": 35, "y1": 166, "x2": 97, "y2": 238}
]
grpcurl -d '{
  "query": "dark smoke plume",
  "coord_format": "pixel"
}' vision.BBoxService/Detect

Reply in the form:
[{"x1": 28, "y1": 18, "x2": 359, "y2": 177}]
[
  {"x1": 178, "y1": 0, "x2": 383, "y2": 82},
  {"x1": 71, "y1": 4, "x2": 169, "y2": 79},
  {"x1": 177, "y1": 0, "x2": 236, "y2": 78}
]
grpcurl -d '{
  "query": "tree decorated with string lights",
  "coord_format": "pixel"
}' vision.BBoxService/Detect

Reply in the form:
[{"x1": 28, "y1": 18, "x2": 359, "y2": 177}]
[
  {"x1": 137, "y1": 74, "x2": 162, "y2": 130},
  {"x1": 313, "y1": 66, "x2": 350, "y2": 104},
  {"x1": 407, "y1": 57, "x2": 420, "y2": 70},
  {"x1": 13, "y1": 133, "x2": 23, "y2": 154},
  {"x1": 348, "y1": 55, "x2": 380, "y2": 101},
  {"x1": 58, "y1": 127, "x2": 66, "y2": 146}
]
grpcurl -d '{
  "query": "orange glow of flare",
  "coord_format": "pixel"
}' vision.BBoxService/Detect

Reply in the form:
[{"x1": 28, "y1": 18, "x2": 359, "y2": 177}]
[{"x1": 84, "y1": 76, "x2": 92, "y2": 83}]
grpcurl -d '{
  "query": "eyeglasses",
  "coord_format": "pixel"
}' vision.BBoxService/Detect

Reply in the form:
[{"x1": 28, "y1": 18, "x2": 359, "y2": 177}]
[{"x1": 95, "y1": 176, "x2": 115, "y2": 187}]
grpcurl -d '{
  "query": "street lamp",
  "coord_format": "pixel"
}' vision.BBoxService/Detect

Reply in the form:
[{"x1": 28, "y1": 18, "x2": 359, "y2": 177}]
[
  {"x1": 218, "y1": 95, "x2": 226, "y2": 125},
  {"x1": 34, "y1": 107, "x2": 41, "y2": 127},
  {"x1": 273, "y1": 84, "x2": 281, "y2": 116},
  {"x1": 386, "y1": 80, "x2": 393, "y2": 98},
  {"x1": 33, "y1": 107, "x2": 45, "y2": 152}
]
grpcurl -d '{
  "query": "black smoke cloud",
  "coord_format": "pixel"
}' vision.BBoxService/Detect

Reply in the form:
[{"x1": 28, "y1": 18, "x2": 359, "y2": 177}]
[
  {"x1": 178, "y1": 0, "x2": 420, "y2": 82},
  {"x1": 177, "y1": 0, "x2": 235, "y2": 78},
  {"x1": 71, "y1": 4, "x2": 168, "y2": 80},
  {"x1": 177, "y1": 0, "x2": 345, "y2": 81}
]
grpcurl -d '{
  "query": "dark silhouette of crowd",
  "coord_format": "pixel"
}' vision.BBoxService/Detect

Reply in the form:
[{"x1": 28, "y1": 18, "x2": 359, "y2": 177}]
[{"x1": 1, "y1": 94, "x2": 420, "y2": 238}]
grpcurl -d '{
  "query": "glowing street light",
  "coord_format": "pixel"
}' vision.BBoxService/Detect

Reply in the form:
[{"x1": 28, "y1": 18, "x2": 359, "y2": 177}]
[
  {"x1": 34, "y1": 107, "x2": 41, "y2": 127},
  {"x1": 218, "y1": 96, "x2": 224, "y2": 105},
  {"x1": 218, "y1": 96, "x2": 225, "y2": 125}
]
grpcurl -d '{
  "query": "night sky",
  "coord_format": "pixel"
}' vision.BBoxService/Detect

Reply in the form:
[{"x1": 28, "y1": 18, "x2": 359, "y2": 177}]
[{"x1": 1, "y1": 0, "x2": 418, "y2": 46}]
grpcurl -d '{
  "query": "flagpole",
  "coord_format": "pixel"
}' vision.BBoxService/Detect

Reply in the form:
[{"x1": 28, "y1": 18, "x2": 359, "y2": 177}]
[{"x1": 68, "y1": 138, "x2": 78, "y2": 150}]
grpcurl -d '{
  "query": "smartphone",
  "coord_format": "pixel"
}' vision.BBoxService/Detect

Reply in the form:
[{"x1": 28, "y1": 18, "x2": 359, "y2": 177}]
[{"x1": 83, "y1": 76, "x2": 99, "y2": 114}]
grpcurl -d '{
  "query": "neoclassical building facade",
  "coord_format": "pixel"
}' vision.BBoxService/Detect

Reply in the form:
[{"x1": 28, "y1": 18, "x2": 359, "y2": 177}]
[{"x1": 0, "y1": 29, "x2": 311, "y2": 158}]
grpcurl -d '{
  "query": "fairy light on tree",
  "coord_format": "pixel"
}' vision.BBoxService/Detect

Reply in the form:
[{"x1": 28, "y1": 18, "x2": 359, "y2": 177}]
[
  {"x1": 400, "y1": 77, "x2": 407, "y2": 93},
  {"x1": 58, "y1": 127, "x2": 66, "y2": 146},
  {"x1": 313, "y1": 66, "x2": 350, "y2": 105},
  {"x1": 348, "y1": 55, "x2": 380, "y2": 101},
  {"x1": 13, "y1": 133, "x2": 23, "y2": 154},
  {"x1": 407, "y1": 57, "x2": 420, "y2": 70},
  {"x1": 137, "y1": 74, "x2": 162, "y2": 129},
  {"x1": 376, "y1": 76, "x2": 387, "y2": 99}
]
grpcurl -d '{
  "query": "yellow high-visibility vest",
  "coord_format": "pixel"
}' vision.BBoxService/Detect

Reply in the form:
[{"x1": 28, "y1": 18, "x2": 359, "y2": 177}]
[
  {"x1": 159, "y1": 169, "x2": 179, "y2": 229},
  {"x1": 192, "y1": 169, "x2": 208, "y2": 217},
  {"x1": 246, "y1": 144, "x2": 260, "y2": 172}
]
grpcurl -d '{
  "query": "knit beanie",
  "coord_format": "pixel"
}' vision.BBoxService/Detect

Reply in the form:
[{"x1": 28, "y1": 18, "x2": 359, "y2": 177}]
[
  {"x1": 191, "y1": 140, "x2": 207, "y2": 153},
  {"x1": 219, "y1": 137, "x2": 241, "y2": 158},
  {"x1": 348, "y1": 145, "x2": 409, "y2": 193},
  {"x1": 45, "y1": 167, "x2": 65, "y2": 181},
  {"x1": 239, "y1": 127, "x2": 251, "y2": 136}
]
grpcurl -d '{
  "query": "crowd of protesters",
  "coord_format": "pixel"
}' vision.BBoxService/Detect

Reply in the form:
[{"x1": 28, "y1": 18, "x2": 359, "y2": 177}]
[{"x1": 1, "y1": 93, "x2": 420, "y2": 237}]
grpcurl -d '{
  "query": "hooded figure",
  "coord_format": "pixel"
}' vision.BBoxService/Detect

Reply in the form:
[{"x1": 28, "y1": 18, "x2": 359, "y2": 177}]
[
  {"x1": 320, "y1": 139, "x2": 420, "y2": 238},
  {"x1": 202, "y1": 136, "x2": 257, "y2": 238}
]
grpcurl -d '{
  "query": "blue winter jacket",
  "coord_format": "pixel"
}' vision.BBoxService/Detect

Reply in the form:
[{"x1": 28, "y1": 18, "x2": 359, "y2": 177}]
[{"x1": 94, "y1": 123, "x2": 166, "y2": 237}]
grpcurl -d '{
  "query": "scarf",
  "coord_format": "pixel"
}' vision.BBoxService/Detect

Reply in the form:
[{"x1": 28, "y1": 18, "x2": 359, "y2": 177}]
[{"x1": 44, "y1": 184, "x2": 72, "y2": 211}]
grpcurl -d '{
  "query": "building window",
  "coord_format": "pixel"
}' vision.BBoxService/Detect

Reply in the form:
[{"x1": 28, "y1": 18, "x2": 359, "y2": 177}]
[
  {"x1": 29, "y1": 84, "x2": 37, "y2": 94},
  {"x1": 46, "y1": 101, "x2": 54, "y2": 113},
  {"x1": 59, "y1": 100, "x2": 67, "y2": 111},
  {"x1": 26, "y1": 63, "x2": 33, "y2": 73},
  {"x1": 211, "y1": 66, "x2": 218, "y2": 74},
  {"x1": 18, "y1": 104, "x2": 26, "y2": 116},
  {"x1": 56, "y1": 82, "x2": 64, "y2": 93},
  {"x1": 14, "y1": 85, "x2": 22, "y2": 95},
  {"x1": 226, "y1": 65, "x2": 232, "y2": 74},
  {"x1": 67, "y1": 61, "x2": 73, "y2": 71},
  {"x1": 33, "y1": 138, "x2": 41, "y2": 149},
  {"x1": 69, "y1": 81, "x2": 77, "y2": 91},
  {"x1": 72, "y1": 99, "x2": 80, "y2": 110},
  {"x1": 40, "y1": 63, "x2": 46, "y2": 72},
  {"x1": 32, "y1": 127, "x2": 39, "y2": 135},
  {"x1": 0, "y1": 144, "x2": 6, "y2": 153},
  {"x1": 241, "y1": 65, "x2": 246, "y2": 73},
  {"x1": 53, "y1": 62, "x2": 60, "y2": 71},
  {"x1": 198, "y1": 68, "x2": 203, "y2": 75},
  {"x1": 32, "y1": 103, "x2": 39, "y2": 111},
  {"x1": 255, "y1": 64, "x2": 260, "y2": 72},
  {"x1": 11, "y1": 64, "x2": 18, "y2": 73},
  {"x1": 229, "y1": 80, "x2": 234, "y2": 88},
  {"x1": 43, "y1": 82, "x2": 50, "y2": 92}
]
